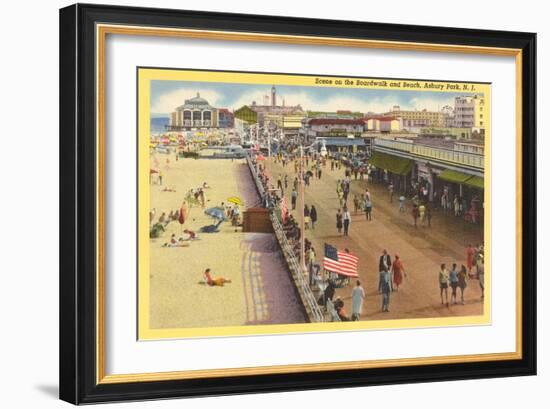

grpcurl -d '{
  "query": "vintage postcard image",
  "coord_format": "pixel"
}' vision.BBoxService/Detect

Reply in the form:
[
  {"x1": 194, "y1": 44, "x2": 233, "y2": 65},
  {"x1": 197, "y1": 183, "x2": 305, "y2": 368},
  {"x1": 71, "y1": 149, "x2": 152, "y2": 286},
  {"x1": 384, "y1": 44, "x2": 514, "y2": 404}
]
[{"x1": 137, "y1": 68, "x2": 490, "y2": 340}]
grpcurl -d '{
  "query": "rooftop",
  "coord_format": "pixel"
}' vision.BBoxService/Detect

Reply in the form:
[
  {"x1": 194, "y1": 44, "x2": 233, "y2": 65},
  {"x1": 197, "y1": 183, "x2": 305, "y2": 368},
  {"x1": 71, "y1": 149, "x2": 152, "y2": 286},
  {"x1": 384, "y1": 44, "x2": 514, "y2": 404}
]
[
  {"x1": 176, "y1": 92, "x2": 213, "y2": 110},
  {"x1": 308, "y1": 118, "x2": 365, "y2": 126},
  {"x1": 365, "y1": 115, "x2": 398, "y2": 121},
  {"x1": 410, "y1": 137, "x2": 485, "y2": 148}
]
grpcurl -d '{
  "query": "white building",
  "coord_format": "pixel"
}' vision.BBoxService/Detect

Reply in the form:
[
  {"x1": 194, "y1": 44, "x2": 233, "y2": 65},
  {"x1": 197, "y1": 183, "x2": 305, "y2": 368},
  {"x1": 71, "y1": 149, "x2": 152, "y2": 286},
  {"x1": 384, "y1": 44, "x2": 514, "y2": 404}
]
[
  {"x1": 453, "y1": 95, "x2": 486, "y2": 132},
  {"x1": 170, "y1": 93, "x2": 218, "y2": 129},
  {"x1": 303, "y1": 118, "x2": 366, "y2": 140}
]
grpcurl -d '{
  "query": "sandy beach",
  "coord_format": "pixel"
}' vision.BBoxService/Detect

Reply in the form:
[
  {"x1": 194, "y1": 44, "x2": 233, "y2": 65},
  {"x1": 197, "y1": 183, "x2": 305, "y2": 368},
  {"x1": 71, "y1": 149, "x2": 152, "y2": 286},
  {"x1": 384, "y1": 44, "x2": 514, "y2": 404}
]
[{"x1": 148, "y1": 153, "x2": 306, "y2": 330}]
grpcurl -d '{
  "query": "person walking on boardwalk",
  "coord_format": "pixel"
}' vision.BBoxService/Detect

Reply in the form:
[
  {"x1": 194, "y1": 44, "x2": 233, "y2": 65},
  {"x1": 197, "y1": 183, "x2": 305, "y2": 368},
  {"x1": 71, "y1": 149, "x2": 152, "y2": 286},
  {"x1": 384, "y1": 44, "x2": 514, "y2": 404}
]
[
  {"x1": 365, "y1": 197, "x2": 373, "y2": 221},
  {"x1": 304, "y1": 172, "x2": 311, "y2": 186},
  {"x1": 454, "y1": 195, "x2": 460, "y2": 217},
  {"x1": 365, "y1": 188, "x2": 371, "y2": 202},
  {"x1": 478, "y1": 259, "x2": 485, "y2": 300},
  {"x1": 310, "y1": 205, "x2": 318, "y2": 229},
  {"x1": 392, "y1": 254, "x2": 406, "y2": 291},
  {"x1": 426, "y1": 205, "x2": 432, "y2": 227},
  {"x1": 378, "y1": 250, "x2": 392, "y2": 292},
  {"x1": 418, "y1": 203, "x2": 426, "y2": 226},
  {"x1": 449, "y1": 263, "x2": 459, "y2": 304},
  {"x1": 466, "y1": 244, "x2": 476, "y2": 274},
  {"x1": 399, "y1": 195, "x2": 406, "y2": 212},
  {"x1": 351, "y1": 280, "x2": 365, "y2": 321},
  {"x1": 458, "y1": 264, "x2": 468, "y2": 304},
  {"x1": 291, "y1": 188, "x2": 297, "y2": 210},
  {"x1": 439, "y1": 263, "x2": 449, "y2": 306},
  {"x1": 338, "y1": 190, "x2": 345, "y2": 209},
  {"x1": 412, "y1": 204, "x2": 419, "y2": 227},
  {"x1": 441, "y1": 191, "x2": 448, "y2": 211},
  {"x1": 380, "y1": 266, "x2": 391, "y2": 312},
  {"x1": 277, "y1": 174, "x2": 283, "y2": 193},
  {"x1": 353, "y1": 194, "x2": 360, "y2": 214},
  {"x1": 336, "y1": 208, "x2": 343, "y2": 234},
  {"x1": 342, "y1": 206, "x2": 351, "y2": 236}
]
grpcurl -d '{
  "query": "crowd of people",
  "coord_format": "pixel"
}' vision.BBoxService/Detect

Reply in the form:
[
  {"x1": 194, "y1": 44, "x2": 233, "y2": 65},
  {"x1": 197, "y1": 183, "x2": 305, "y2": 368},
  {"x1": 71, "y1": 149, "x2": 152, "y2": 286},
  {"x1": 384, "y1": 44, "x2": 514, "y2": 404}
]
[
  {"x1": 250, "y1": 148, "x2": 485, "y2": 321},
  {"x1": 332, "y1": 243, "x2": 484, "y2": 320}
]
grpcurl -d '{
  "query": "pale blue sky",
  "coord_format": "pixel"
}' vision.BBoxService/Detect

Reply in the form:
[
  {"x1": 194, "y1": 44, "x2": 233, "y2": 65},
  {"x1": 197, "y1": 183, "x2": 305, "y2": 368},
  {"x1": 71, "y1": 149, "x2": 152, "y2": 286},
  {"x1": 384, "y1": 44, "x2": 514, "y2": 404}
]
[{"x1": 150, "y1": 79, "x2": 483, "y2": 117}]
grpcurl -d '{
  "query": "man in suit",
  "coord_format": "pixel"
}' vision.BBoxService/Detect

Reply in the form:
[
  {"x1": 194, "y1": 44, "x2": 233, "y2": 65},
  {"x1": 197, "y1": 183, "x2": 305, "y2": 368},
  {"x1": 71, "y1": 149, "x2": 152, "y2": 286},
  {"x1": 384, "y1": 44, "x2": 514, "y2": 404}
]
[{"x1": 378, "y1": 249, "x2": 393, "y2": 292}]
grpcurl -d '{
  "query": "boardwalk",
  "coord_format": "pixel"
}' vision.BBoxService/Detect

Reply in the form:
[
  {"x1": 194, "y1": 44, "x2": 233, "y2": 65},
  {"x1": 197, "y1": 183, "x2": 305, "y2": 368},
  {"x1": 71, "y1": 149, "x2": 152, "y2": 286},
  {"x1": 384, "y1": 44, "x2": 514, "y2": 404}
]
[{"x1": 265, "y1": 157, "x2": 485, "y2": 321}]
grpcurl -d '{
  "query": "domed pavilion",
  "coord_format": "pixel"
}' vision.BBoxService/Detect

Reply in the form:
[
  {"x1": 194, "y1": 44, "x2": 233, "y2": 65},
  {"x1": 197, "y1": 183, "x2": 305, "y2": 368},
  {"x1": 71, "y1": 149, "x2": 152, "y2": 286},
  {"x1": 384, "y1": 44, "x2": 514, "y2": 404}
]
[{"x1": 170, "y1": 92, "x2": 218, "y2": 129}]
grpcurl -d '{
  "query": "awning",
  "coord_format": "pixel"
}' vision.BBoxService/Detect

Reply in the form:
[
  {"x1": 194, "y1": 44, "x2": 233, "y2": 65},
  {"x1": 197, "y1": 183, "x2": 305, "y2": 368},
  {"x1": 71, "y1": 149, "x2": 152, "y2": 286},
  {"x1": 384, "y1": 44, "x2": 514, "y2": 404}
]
[
  {"x1": 437, "y1": 169, "x2": 472, "y2": 184},
  {"x1": 463, "y1": 175, "x2": 485, "y2": 190},
  {"x1": 368, "y1": 152, "x2": 413, "y2": 175},
  {"x1": 437, "y1": 170, "x2": 485, "y2": 190}
]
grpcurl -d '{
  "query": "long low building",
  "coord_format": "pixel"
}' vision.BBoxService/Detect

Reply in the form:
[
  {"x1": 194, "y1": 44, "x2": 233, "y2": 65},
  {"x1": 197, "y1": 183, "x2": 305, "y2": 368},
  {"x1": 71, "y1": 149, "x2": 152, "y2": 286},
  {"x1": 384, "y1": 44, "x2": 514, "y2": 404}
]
[
  {"x1": 303, "y1": 118, "x2": 366, "y2": 141},
  {"x1": 369, "y1": 137, "x2": 484, "y2": 204}
]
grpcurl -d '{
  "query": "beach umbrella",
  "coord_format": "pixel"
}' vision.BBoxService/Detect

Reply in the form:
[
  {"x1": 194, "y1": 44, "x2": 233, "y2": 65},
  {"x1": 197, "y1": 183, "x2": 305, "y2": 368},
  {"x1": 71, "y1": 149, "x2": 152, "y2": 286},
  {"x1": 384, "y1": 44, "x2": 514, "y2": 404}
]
[
  {"x1": 227, "y1": 196, "x2": 244, "y2": 206},
  {"x1": 204, "y1": 206, "x2": 226, "y2": 220},
  {"x1": 149, "y1": 168, "x2": 159, "y2": 184}
]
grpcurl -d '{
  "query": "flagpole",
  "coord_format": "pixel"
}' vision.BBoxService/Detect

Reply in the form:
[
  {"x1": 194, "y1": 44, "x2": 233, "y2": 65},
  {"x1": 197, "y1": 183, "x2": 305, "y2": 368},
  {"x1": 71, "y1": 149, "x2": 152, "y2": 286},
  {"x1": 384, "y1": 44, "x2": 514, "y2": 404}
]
[
  {"x1": 268, "y1": 127, "x2": 272, "y2": 178},
  {"x1": 300, "y1": 144, "x2": 306, "y2": 273}
]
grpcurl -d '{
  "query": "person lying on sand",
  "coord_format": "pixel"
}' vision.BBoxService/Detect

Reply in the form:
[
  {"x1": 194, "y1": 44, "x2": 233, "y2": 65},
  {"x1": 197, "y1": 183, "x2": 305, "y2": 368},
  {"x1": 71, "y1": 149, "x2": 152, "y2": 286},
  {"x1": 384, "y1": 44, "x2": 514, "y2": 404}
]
[
  {"x1": 161, "y1": 234, "x2": 190, "y2": 247},
  {"x1": 203, "y1": 268, "x2": 231, "y2": 287},
  {"x1": 181, "y1": 229, "x2": 199, "y2": 241}
]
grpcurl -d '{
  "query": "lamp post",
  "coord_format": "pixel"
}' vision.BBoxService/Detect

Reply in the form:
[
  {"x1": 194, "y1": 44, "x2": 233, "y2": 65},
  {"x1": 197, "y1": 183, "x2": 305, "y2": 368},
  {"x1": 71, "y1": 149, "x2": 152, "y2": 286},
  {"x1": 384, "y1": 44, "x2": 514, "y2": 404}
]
[
  {"x1": 298, "y1": 141, "x2": 316, "y2": 274},
  {"x1": 268, "y1": 128, "x2": 271, "y2": 160},
  {"x1": 299, "y1": 145, "x2": 306, "y2": 272}
]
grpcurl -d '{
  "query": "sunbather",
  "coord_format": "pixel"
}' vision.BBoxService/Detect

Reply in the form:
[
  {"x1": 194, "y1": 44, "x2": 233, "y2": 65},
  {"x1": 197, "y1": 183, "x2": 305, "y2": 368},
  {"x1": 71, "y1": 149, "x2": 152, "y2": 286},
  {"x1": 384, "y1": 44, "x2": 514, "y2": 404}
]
[{"x1": 203, "y1": 268, "x2": 231, "y2": 286}]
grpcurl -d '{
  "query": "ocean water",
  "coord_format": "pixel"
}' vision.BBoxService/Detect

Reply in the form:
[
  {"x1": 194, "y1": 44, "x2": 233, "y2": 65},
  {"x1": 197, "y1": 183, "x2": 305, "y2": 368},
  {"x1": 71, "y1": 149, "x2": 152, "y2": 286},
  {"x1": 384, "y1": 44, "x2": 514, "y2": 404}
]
[{"x1": 150, "y1": 117, "x2": 170, "y2": 134}]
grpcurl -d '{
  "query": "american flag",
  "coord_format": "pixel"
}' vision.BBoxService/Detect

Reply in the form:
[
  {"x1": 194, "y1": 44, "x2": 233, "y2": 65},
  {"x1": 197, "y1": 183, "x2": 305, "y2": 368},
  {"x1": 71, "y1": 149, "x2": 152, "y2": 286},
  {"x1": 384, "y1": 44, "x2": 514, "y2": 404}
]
[
  {"x1": 280, "y1": 197, "x2": 289, "y2": 223},
  {"x1": 323, "y1": 244, "x2": 359, "y2": 277}
]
